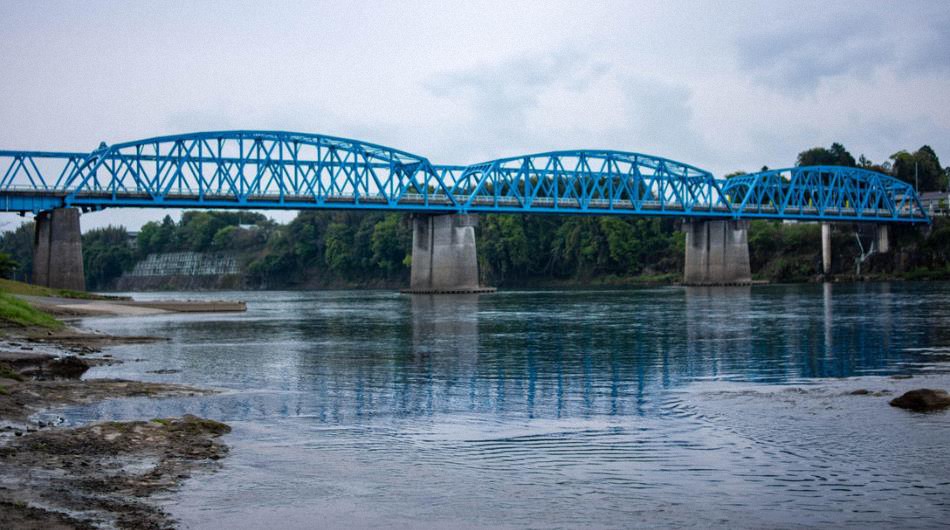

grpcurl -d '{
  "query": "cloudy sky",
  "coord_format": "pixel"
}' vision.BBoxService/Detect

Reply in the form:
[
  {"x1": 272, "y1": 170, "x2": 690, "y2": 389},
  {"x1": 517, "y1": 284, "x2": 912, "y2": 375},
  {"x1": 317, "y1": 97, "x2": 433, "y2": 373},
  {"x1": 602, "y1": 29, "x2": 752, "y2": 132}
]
[{"x1": 1, "y1": 0, "x2": 948, "y2": 230}]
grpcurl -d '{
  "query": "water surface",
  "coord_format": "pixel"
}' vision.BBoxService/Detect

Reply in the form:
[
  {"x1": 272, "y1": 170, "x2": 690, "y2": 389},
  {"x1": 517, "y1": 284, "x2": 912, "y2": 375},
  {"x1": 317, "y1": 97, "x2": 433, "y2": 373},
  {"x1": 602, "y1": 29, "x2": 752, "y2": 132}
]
[{"x1": 66, "y1": 283, "x2": 950, "y2": 528}]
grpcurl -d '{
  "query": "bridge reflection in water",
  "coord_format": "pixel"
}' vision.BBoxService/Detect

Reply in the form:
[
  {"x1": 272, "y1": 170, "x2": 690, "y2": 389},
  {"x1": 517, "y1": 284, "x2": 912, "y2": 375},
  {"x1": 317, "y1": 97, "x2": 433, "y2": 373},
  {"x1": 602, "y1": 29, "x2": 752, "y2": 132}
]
[
  {"x1": 53, "y1": 286, "x2": 950, "y2": 529},
  {"x1": 61, "y1": 284, "x2": 947, "y2": 426}
]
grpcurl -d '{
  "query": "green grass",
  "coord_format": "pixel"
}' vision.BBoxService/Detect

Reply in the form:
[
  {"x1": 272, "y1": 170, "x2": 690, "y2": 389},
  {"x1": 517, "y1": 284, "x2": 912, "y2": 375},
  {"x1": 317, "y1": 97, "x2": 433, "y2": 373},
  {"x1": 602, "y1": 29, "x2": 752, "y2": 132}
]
[
  {"x1": 0, "y1": 362, "x2": 24, "y2": 381},
  {"x1": 0, "y1": 278, "x2": 118, "y2": 300},
  {"x1": 0, "y1": 291, "x2": 63, "y2": 329},
  {"x1": 902, "y1": 267, "x2": 950, "y2": 281}
]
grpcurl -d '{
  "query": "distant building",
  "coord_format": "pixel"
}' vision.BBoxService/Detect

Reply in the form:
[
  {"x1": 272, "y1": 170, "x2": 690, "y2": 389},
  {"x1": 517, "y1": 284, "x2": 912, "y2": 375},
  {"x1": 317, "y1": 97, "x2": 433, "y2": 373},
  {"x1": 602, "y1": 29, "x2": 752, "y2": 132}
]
[
  {"x1": 919, "y1": 191, "x2": 949, "y2": 217},
  {"x1": 127, "y1": 231, "x2": 139, "y2": 248}
]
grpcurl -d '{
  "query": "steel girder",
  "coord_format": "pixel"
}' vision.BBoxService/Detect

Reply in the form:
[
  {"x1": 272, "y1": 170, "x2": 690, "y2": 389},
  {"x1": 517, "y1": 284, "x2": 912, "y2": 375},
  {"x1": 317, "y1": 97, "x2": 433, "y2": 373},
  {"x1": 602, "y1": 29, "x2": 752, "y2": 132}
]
[
  {"x1": 440, "y1": 150, "x2": 730, "y2": 217},
  {"x1": 0, "y1": 131, "x2": 931, "y2": 223},
  {"x1": 721, "y1": 166, "x2": 929, "y2": 222}
]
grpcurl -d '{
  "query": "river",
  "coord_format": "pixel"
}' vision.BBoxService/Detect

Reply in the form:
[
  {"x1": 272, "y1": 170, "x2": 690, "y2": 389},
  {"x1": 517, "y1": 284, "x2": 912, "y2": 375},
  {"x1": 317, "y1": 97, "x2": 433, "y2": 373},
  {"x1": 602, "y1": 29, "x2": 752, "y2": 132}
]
[{"x1": 59, "y1": 283, "x2": 950, "y2": 528}]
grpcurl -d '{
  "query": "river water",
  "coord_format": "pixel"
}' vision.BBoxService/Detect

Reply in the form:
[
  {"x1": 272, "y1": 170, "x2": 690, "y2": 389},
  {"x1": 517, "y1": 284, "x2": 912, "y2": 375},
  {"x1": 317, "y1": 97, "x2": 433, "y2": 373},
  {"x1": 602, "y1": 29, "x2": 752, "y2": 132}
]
[{"x1": 63, "y1": 283, "x2": 950, "y2": 529}]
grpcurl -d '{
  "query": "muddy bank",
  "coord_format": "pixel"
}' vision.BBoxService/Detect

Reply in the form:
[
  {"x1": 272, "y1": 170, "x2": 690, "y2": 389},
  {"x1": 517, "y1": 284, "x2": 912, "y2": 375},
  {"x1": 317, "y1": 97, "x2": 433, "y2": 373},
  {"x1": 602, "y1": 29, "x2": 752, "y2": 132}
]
[
  {"x1": 0, "y1": 415, "x2": 230, "y2": 529},
  {"x1": 0, "y1": 375, "x2": 212, "y2": 426},
  {"x1": 0, "y1": 324, "x2": 230, "y2": 529}
]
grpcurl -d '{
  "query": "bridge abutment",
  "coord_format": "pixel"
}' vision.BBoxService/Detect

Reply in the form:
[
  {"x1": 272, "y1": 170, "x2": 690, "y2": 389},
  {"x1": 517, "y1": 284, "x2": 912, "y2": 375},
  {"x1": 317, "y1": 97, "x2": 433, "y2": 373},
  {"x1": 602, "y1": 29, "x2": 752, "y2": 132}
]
[
  {"x1": 33, "y1": 207, "x2": 85, "y2": 291},
  {"x1": 683, "y1": 220, "x2": 751, "y2": 285},
  {"x1": 406, "y1": 214, "x2": 494, "y2": 294}
]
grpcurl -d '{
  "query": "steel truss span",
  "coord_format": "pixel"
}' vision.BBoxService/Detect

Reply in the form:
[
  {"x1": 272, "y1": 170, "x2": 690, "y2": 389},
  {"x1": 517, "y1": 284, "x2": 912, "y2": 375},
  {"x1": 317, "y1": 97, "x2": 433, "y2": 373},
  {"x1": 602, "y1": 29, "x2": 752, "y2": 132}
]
[{"x1": 0, "y1": 130, "x2": 930, "y2": 223}]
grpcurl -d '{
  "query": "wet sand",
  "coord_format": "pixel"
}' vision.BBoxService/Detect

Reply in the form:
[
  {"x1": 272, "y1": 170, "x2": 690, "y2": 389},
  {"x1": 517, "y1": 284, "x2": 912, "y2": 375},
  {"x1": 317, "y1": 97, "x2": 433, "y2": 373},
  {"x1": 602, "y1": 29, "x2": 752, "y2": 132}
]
[{"x1": 21, "y1": 295, "x2": 246, "y2": 317}]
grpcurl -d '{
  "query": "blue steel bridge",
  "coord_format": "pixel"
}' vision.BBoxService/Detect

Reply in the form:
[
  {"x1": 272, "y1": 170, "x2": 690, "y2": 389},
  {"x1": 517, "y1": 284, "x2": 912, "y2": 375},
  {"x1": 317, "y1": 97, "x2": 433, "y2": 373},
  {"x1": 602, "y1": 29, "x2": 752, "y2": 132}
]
[
  {"x1": 0, "y1": 130, "x2": 931, "y2": 292},
  {"x1": 0, "y1": 130, "x2": 930, "y2": 222}
]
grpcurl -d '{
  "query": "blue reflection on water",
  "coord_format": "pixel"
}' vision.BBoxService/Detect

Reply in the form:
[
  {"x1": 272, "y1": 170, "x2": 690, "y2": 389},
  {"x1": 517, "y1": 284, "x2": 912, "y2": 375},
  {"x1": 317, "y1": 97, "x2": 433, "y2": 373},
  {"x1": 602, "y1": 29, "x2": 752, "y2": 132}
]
[{"x1": 62, "y1": 283, "x2": 950, "y2": 528}]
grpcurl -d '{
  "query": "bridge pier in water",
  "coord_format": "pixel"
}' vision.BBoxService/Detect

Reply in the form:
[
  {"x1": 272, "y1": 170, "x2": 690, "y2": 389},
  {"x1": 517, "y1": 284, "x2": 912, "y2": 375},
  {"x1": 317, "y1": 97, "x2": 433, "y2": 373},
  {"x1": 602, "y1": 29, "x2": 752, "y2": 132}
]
[
  {"x1": 683, "y1": 220, "x2": 751, "y2": 285},
  {"x1": 876, "y1": 224, "x2": 890, "y2": 253},
  {"x1": 407, "y1": 214, "x2": 494, "y2": 294},
  {"x1": 821, "y1": 223, "x2": 891, "y2": 278},
  {"x1": 33, "y1": 207, "x2": 85, "y2": 291},
  {"x1": 822, "y1": 223, "x2": 832, "y2": 275}
]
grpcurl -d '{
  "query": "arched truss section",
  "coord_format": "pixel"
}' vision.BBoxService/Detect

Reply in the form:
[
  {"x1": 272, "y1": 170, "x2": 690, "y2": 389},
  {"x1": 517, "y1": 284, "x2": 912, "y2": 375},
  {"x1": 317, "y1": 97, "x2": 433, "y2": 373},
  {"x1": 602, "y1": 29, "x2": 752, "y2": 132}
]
[
  {"x1": 721, "y1": 166, "x2": 928, "y2": 222},
  {"x1": 0, "y1": 136, "x2": 931, "y2": 223},
  {"x1": 444, "y1": 150, "x2": 731, "y2": 215},
  {"x1": 59, "y1": 130, "x2": 459, "y2": 209}
]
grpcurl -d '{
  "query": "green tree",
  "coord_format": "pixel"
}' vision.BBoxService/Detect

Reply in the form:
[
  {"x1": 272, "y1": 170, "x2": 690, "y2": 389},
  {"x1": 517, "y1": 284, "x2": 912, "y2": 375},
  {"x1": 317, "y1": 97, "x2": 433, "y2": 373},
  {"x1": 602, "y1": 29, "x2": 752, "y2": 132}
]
[
  {"x1": 890, "y1": 146, "x2": 947, "y2": 192},
  {"x1": 323, "y1": 222, "x2": 355, "y2": 275},
  {"x1": 83, "y1": 226, "x2": 135, "y2": 289},
  {"x1": 478, "y1": 215, "x2": 532, "y2": 283},
  {"x1": 370, "y1": 214, "x2": 411, "y2": 275},
  {"x1": 0, "y1": 252, "x2": 19, "y2": 279},
  {"x1": 0, "y1": 223, "x2": 34, "y2": 282},
  {"x1": 797, "y1": 142, "x2": 856, "y2": 167}
]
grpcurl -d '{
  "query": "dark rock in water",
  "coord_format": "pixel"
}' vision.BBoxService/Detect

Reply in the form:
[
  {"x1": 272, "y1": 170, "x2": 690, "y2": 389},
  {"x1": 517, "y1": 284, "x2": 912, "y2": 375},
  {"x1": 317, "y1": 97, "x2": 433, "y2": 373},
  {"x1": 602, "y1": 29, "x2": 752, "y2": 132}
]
[
  {"x1": 850, "y1": 389, "x2": 871, "y2": 395},
  {"x1": 146, "y1": 368, "x2": 181, "y2": 375},
  {"x1": 890, "y1": 374, "x2": 913, "y2": 380},
  {"x1": 889, "y1": 389, "x2": 950, "y2": 412},
  {"x1": 1, "y1": 352, "x2": 90, "y2": 380},
  {"x1": 45, "y1": 356, "x2": 91, "y2": 379}
]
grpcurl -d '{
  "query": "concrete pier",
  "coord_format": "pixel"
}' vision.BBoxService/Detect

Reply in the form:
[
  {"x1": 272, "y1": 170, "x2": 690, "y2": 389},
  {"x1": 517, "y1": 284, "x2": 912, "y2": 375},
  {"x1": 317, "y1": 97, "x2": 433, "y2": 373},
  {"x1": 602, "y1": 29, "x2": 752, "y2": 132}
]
[
  {"x1": 406, "y1": 214, "x2": 494, "y2": 294},
  {"x1": 683, "y1": 220, "x2": 751, "y2": 285},
  {"x1": 33, "y1": 207, "x2": 85, "y2": 291},
  {"x1": 876, "y1": 224, "x2": 890, "y2": 253},
  {"x1": 821, "y1": 223, "x2": 832, "y2": 276}
]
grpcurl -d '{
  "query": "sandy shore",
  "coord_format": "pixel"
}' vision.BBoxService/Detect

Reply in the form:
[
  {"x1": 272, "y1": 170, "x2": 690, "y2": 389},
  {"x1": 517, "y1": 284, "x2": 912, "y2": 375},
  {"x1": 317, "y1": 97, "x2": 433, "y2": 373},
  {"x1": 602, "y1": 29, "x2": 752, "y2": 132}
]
[
  {"x1": 20, "y1": 295, "x2": 247, "y2": 317},
  {"x1": 0, "y1": 322, "x2": 230, "y2": 529}
]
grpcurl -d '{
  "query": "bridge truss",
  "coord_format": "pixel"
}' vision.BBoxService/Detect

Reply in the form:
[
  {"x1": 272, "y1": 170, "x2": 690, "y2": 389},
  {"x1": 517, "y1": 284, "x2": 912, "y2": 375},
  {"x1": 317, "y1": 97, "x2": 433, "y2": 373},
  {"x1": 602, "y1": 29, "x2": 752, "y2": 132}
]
[{"x1": 0, "y1": 130, "x2": 929, "y2": 223}]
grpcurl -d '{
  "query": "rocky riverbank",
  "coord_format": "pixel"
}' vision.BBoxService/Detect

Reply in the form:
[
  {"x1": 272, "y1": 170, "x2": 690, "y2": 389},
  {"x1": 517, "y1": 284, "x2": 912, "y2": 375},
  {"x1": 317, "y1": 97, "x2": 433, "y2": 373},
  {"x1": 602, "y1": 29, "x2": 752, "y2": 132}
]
[{"x1": 0, "y1": 322, "x2": 230, "y2": 529}]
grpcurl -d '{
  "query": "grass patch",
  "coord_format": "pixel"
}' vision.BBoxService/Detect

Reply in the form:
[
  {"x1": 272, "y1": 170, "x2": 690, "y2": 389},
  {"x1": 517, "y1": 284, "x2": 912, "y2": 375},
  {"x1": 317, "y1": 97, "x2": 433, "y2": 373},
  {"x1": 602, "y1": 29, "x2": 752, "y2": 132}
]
[
  {"x1": 0, "y1": 278, "x2": 120, "y2": 300},
  {"x1": 0, "y1": 384, "x2": 8, "y2": 395},
  {"x1": 0, "y1": 291, "x2": 63, "y2": 329},
  {"x1": 0, "y1": 362, "x2": 24, "y2": 382},
  {"x1": 902, "y1": 267, "x2": 950, "y2": 281}
]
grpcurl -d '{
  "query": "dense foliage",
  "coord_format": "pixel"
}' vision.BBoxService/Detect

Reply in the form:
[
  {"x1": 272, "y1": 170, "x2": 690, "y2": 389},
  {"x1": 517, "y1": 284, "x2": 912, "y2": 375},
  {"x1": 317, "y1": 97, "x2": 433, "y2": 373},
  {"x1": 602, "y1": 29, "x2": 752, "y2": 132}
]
[
  {"x1": 137, "y1": 211, "x2": 271, "y2": 255},
  {"x1": 798, "y1": 142, "x2": 948, "y2": 192},
  {"x1": 0, "y1": 253, "x2": 17, "y2": 280},
  {"x1": 83, "y1": 226, "x2": 137, "y2": 290},
  {"x1": 0, "y1": 223, "x2": 33, "y2": 283}
]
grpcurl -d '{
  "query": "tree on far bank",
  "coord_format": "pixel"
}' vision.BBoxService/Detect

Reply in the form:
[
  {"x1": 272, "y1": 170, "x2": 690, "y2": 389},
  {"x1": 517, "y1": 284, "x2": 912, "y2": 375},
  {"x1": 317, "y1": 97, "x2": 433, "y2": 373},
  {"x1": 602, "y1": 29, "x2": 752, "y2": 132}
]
[
  {"x1": 0, "y1": 223, "x2": 34, "y2": 282},
  {"x1": 0, "y1": 252, "x2": 19, "y2": 279},
  {"x1": 796, "y1": 143, "x2": 856, "y2": 167},
  {"x1": 890, "y1": 145, "x2": 947, "y2": 192}
]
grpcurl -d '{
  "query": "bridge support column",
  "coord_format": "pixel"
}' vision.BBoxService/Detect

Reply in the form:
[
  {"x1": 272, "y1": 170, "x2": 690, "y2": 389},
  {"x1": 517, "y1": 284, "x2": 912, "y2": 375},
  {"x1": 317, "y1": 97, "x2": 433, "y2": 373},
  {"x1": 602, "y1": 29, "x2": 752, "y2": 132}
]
[
  {"x1": 683, "y1": 220, "x2": 751, "y2": 285},
  {"x1": 406, "y1": 214, "x2": 494, "y2": 294},
  {"x1": 876, "y1": 224, "x2": 890, "y2": 253},
  {"x1": 821, "y1": 223, "x2": 832, "y2": 276},
  {"x1": 33, "y1": 208, "x2": 85, "y2": 291}
]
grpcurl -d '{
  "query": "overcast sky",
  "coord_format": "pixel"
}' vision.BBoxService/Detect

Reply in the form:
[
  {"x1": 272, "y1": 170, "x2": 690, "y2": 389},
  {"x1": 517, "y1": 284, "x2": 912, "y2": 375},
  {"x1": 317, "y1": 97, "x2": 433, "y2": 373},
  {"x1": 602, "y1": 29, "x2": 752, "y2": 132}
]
[{"x1": 1, "y1": 0, "x2": 948, "y2": 231}]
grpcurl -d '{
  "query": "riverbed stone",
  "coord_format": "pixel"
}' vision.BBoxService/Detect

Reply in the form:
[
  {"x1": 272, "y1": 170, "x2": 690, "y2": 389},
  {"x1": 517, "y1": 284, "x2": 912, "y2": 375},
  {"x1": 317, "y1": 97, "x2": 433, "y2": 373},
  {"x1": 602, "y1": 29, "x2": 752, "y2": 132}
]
[{"x1": 889, "y1": 389, "x2": 950, "y2": 412}]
